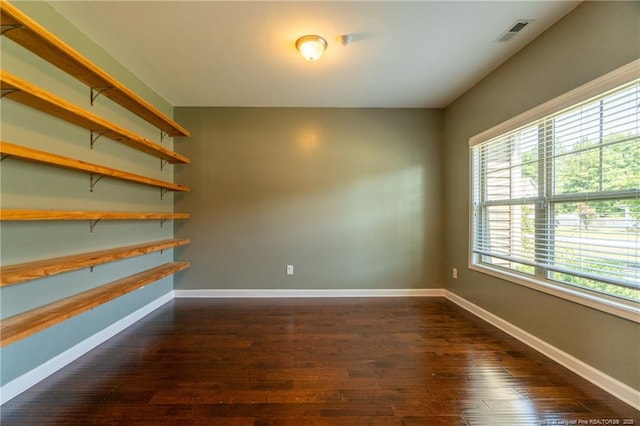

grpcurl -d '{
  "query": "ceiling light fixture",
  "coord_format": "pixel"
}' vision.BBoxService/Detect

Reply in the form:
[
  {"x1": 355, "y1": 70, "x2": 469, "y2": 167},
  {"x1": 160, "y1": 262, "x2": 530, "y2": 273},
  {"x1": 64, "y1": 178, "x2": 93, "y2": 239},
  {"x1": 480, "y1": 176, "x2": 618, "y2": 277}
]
[{"x1": 296, "y1": 35, "x2": 327, "y2": 61}]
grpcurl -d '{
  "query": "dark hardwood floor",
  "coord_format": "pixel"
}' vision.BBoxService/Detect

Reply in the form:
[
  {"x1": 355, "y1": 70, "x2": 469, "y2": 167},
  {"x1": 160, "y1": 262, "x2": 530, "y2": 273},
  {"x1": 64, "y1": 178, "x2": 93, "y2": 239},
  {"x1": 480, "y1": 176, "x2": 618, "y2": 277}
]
[{"x1": 1, "y1": 297, "x2": 638, "y2": 425}]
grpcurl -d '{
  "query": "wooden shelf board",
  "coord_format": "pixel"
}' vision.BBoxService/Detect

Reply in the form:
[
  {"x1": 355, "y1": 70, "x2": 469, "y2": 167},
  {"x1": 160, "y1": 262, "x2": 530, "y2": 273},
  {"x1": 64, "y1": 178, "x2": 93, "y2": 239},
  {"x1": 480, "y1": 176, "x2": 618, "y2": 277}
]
[
  {"x1": 0, "y1": 71, "x2": 189, "y2": 164},
  {"x1": 0, "y1": 141, "x2": 190, "y2": 193},
  {"x1": 0, "y1": 0, "x2": 189, "y2": 138},
  {"x1": 0, "y1": 209, "x2": 190, "y2": 221},
  {"x1": 1, "y1": 238, "x2": 190, "y2": 286},
  {"x1": 0, "y1": 262, "x2": 190, "y2": 347}
]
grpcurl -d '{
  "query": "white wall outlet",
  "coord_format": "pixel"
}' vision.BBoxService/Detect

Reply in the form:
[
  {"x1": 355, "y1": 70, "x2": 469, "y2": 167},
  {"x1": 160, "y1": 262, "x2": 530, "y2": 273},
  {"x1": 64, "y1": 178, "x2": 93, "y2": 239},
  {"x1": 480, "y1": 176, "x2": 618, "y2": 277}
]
[
  {"x1": 286, "y1": 264, "x2": 294, "y2": 275},
  {"x1": 452, "y1": 267, "x2": 458, "y2": 279}
]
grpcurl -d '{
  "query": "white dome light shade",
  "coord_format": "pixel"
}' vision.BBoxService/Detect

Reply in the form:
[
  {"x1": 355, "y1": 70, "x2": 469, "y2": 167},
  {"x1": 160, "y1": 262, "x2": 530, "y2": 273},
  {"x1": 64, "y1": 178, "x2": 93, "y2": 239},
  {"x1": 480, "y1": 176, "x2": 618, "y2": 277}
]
[{"x1": 296, "y1": 35, "x2": 327, "y2": 61}]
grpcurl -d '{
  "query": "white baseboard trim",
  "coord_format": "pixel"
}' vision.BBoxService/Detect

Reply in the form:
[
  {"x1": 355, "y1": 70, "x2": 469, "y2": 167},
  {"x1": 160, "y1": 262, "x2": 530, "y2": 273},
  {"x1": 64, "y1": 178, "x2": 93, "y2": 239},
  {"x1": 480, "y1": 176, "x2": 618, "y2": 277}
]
[
  {"x1": 174, "y1": 288, "x2": 445, "y2": 298},
  {"x1": 444, "y1": 290, "x2": 640, "y2": 411},
  {"x1": 0, "y1": 291, "x2": 174, "y2": 405}
]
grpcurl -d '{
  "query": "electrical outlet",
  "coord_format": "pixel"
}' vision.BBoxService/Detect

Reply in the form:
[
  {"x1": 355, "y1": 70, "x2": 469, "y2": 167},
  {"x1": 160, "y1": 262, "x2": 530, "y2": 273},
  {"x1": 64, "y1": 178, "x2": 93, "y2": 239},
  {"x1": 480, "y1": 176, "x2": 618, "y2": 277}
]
[
  {"x1": 452, "y1": 268, "x2": 458, "y2": 279},
  {"x1": 286, "y1": 264, "x2": 294, "y2": 275}
]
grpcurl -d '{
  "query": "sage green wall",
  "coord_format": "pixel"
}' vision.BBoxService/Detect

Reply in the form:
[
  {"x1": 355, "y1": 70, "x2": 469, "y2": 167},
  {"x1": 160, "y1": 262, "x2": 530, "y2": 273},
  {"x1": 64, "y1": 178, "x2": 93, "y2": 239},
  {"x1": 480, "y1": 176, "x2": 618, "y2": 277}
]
[
  {"x1": 174, "y1": 108, "x2": 443, "y2": 291},
  {"x1": 443, "y1": 1, "x2": 640, "y2": 390},
  {"x1": 1, "y1": 1, "x2": 181, "y2": 385}
]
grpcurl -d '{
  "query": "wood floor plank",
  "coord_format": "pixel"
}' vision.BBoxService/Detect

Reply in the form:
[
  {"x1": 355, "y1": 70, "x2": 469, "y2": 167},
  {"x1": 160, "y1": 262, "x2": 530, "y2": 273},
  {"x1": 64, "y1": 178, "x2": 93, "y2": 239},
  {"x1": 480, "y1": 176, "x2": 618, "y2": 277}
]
[{"x1": 1, "y1": 297, "x2": 638, "y2": 424}]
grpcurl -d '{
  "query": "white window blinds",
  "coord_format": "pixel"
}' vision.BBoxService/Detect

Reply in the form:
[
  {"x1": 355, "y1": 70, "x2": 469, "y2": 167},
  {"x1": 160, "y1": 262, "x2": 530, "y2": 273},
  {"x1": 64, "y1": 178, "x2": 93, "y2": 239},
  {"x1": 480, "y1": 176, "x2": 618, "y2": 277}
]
[{"x1": 471, "y1": 79, "x2": 639, "y2": 302}]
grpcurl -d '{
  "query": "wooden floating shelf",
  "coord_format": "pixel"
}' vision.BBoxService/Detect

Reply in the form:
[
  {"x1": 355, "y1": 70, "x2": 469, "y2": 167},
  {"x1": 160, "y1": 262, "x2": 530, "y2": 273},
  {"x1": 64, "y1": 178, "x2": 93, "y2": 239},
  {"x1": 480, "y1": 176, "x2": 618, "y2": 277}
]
[
  {"x1": 0, "y1": 262, "x2": 190, "y2": 347},
  {"x1": 0, "y1": 0, "x2": 189, "y2": 138},
  {"x1": 0, "y1": 209, "x2": 190, "y2": 221},
  {"x1": 0, "y1": 141, "x2": 190, "y2": 193},
  {"x1": 1, "y1": 238, "x2": 190, "y2": 287},
  {"x1": 0, "y1": 71, "x2": 189, "y2": 165}
]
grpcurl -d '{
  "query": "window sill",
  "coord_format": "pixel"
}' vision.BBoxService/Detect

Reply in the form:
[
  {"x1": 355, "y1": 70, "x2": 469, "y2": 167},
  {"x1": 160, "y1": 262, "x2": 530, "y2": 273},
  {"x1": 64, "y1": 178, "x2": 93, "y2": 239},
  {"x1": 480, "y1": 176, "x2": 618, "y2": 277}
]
[{"x1": 469, "y1": 263, "x2": 640, "y2": 323}]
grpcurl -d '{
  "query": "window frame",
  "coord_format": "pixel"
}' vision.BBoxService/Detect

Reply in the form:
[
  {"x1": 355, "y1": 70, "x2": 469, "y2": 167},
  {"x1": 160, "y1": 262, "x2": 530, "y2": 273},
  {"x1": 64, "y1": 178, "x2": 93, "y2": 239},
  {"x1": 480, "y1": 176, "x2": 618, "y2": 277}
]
[{"x1": 468, "y1": 59, "x2": 640, "y2": 323}]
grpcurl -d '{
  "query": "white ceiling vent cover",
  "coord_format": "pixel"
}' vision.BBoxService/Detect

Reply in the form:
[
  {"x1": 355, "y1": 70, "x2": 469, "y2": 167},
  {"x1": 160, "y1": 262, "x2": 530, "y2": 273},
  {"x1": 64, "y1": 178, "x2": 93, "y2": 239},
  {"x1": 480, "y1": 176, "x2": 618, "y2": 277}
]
[{"x1": 495, "y1": 20, "x2": 534, "y2": 42}]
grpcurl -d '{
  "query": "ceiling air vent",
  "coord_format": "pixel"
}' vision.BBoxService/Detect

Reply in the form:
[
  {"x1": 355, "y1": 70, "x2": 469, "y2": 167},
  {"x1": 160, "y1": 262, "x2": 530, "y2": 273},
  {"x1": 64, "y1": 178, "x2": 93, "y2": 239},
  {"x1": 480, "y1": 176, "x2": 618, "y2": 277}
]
[{"x1": 495, "y1": 20, "x2": 534, "y2": 42}]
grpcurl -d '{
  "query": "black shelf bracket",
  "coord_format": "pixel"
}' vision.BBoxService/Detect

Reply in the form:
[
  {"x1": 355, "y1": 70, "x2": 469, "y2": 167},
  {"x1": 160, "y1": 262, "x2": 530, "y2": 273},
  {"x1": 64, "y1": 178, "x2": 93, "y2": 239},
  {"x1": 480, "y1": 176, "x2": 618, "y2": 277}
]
[
  {"x1": 1, "y1": 88, "x2": 20, "y2": 99},
  {"x1": 160, "y1": 130, "x2": 169, "y2": 142},
  {"x1": 89, "y1": 219, "x2": 101, "y2": 233},
  {"x1": 90, "y1": 87, "x2": 114, "y2": 106},
  {"x1": 1, "y1": 24, "x2": 25, "y2": 36},
  {"x1": 90, "y1": 130, "x2": 109, "y2": 149},
  {"x1": 160, "y1": 159, "x2": 169, "y2": 170},
  {"x1": 160, "y1": 188, "x2": 170, "y2": 200},
  {"x1": 89, "y1": 174, "x2": 105, "y2": 192},
  {"x1": 0, "y1": 154, "x2": 12, "y2": 162}
]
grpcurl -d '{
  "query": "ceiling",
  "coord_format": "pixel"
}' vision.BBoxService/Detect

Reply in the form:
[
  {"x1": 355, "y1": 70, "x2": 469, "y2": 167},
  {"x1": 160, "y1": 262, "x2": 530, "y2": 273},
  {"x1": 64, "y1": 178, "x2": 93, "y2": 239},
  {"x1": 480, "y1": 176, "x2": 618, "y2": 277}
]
[{"x1": 49, "y1": 1, "x2": 580, "y2": 108}]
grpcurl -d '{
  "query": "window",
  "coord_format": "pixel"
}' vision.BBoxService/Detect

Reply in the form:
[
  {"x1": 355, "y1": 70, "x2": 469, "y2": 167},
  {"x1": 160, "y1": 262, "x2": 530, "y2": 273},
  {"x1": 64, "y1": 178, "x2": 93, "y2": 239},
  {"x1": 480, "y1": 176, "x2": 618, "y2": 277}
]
[{"x1": 470, "y1": 61, "x2": 639, "y2": 319}]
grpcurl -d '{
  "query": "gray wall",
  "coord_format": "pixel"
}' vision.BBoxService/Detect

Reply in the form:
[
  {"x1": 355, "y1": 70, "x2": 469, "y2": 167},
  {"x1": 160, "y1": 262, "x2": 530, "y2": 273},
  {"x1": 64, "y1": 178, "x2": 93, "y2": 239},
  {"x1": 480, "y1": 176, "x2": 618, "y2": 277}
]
[
  {"x1": 443, "y1": 1, "x2": 640, "y2": 390},
  {"x1": 1, "y1": 1, "x2": 182, "y2": 385},
  {"x1": 174, "y1": 108, "x2": 443, "y2": 290}
]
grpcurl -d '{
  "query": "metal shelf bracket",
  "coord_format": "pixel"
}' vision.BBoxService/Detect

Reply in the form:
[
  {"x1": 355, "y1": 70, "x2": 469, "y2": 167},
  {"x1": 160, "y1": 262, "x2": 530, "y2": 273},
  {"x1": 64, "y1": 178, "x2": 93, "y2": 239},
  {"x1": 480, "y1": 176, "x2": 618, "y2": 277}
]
[
  {"x1": 1, "y1": 24, "x2": 25, "y2": 36},
  {"x1": 89, "y1": 174, "x2": 105, "y2": 192},
  {"x1": 89, "y1": 219, "x2": 101, "y2": 233},
  {"x1": 90, "y1": 130, "x2": 109, "y2": 149},
  {"x1": 1, "y1": 88, "x2": 20, "y2": 99},
  {"x1": 90, "y1": 87, "x2": 113, "y2": 106}
]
